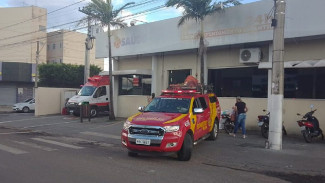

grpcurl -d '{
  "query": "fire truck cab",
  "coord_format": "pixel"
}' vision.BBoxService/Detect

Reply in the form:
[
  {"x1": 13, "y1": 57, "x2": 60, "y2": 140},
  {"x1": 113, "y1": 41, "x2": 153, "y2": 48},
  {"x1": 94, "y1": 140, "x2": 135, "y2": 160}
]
[{"x1": 121, "y1": 77, "x2": 221, "y2": 161}]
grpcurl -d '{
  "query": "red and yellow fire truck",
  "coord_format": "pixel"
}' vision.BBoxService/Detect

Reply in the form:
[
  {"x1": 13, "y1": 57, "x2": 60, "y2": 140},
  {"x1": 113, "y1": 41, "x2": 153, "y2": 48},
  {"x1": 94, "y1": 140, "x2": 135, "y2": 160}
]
[{"x1": 121, "y1": 76, "x2": 221, "y2": 161}]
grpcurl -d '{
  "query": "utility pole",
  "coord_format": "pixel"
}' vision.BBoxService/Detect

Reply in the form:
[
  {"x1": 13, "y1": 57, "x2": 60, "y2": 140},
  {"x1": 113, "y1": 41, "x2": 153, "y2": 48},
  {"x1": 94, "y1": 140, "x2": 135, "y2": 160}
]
[
  {"x1": 268, "y1": 0, "x2": 286, "y2": 150},
  {"x1": 35, "y1": 41, "x2": 39, "y2": 88},
  {"x1": 84, "y1": 16, "x2": 93, "y2": 84}
]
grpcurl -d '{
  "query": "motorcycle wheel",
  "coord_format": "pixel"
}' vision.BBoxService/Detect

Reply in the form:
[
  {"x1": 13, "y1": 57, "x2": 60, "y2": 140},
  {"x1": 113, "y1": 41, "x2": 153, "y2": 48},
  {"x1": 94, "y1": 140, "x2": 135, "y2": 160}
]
[
  {"x1": 303, "y1": 129, "x2": 313, "y2": 143},
  {"x1": 320, "y1": 129, "x2": 324, "y2": 140},
  {"x1": 224, "y1": 119, "x2": 234, "y2": 134},
  {"x1": 261, "y1": 123, "x2": 269, "y2": 139}
]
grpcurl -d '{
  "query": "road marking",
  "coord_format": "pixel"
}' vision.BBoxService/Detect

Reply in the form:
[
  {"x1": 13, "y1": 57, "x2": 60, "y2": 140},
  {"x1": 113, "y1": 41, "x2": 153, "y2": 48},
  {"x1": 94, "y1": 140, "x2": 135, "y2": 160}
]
[
  {"x1": 12, "y1": 141, "x2": 57, "y2": 151},
  {"x1": 22, "y1": 121, "x2": 76, "y2": 129},
  {"x1": 0, "y1": 116, "x2": 61, "y2": 124},
  {"x1": 81, "y1": 131, "x2": 121, "y2": 140},
  {"x1": 32, "y1": 138, "x2": 84, "y2": 149},
  {"x1": 0, "y1": 144, "x2": 28, "y2": 154}
]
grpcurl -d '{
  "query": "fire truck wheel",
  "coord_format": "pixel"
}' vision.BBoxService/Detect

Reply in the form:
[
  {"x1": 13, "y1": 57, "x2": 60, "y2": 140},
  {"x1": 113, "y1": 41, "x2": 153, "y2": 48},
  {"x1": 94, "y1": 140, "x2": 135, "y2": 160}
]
[
  {"x1": 177, "y1": 133, "x2": 193, "y2": 161},
  {"x1": 207, "y1": 119, "x2": 219, "y2": 140},
  {"x1": 128, "y1": 151, "x2": 138, "y2": 157},
  {"x1": 90, "y1": 107, "x2": 97, "y2": 117}
]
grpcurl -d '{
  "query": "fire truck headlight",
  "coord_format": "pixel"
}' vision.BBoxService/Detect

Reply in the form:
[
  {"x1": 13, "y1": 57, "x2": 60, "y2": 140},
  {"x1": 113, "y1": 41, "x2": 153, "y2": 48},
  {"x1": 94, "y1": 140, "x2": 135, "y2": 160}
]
[
  {"x1": 164, "y1": 125, "x2": 180, "y2": 132},
  {"x1": 123, "y1": 120, "x2": 131, "y2": 131}
]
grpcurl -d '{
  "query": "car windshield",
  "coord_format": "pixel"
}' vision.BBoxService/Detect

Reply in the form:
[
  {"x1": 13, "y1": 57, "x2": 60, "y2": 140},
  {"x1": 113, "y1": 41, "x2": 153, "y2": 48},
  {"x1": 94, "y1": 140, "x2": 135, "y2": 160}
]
[
  {"x1": 24, "y1": 98, "x2": 33, "y2": 102},
  {"x1": 78, "y1": 86, "x2": 96, "y2": 96},
  {"x1": 144, "y1": 97, "x2": 191, "y2": 114}
]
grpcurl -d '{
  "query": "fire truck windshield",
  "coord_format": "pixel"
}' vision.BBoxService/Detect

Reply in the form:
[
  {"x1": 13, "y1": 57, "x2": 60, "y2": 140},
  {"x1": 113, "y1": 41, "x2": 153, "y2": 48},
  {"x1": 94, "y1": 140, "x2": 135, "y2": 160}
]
[
  {"x1": 78, "y1": 86, "x2": 96, "y2": 96},
  {"x1": 144, "y1": 97, "x2": 191, "y2": 114}
]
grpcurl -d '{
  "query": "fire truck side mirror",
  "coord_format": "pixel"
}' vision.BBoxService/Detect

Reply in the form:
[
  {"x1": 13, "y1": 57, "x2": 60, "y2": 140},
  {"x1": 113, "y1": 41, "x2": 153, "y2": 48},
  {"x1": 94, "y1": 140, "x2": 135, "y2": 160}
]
[
  {"x1": 138, "y1": 106, "x2": 145, "y2": 112},
  {"x1": 194, "y1": 108, "x2": 204, "y2": 114}
]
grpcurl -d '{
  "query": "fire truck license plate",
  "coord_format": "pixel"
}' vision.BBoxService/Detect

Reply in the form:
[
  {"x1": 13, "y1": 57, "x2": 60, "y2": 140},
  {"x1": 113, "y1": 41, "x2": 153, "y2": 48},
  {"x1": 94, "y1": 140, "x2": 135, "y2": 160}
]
[{"x1": 136, "y1": 139, "x2": 150, "y2": 145}]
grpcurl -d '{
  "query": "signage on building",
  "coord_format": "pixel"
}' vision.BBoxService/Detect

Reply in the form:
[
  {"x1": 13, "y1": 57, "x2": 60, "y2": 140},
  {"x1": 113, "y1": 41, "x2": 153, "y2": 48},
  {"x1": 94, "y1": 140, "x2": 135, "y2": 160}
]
[{"x1": 95, "y1": 0, "x2": 325, "y2": 58}]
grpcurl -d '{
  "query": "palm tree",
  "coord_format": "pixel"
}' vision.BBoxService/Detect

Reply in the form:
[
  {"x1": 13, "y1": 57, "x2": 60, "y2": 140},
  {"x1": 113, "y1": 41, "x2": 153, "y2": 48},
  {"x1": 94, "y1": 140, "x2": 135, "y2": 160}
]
[
  {"x1": 165, "y1": 0, "x2": 241, "y2": 85},
  {"x1": 80, "y1": 0, "x2": 134, "y2": 120}
]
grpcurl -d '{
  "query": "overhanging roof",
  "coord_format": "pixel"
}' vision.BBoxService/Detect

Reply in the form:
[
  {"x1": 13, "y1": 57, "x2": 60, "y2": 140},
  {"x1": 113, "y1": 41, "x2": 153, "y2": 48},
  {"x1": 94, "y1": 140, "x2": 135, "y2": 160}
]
[
  {"x1": 100, "y1": 69, "x2": 152, "y2": 76},
  {"x1": 258, "y1": 60, "x2": 325, "y2": 69}
]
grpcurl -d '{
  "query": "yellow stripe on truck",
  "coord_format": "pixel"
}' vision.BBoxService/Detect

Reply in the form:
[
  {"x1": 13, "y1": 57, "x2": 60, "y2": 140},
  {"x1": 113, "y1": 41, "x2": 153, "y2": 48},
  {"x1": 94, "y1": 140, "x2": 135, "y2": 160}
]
[
  {"x1": 163, "y1": 114, "x2": 188, "y2": 124},
  {"x1": 127, "y1": 112, "x2": 141, "y2": 122}
]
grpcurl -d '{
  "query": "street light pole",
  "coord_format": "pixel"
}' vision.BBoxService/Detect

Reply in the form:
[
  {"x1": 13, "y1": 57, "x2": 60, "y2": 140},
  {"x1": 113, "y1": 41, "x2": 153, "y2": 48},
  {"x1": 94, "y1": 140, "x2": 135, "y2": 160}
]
[
  {"x1": 268, "y1": 0, "x2": 286, "y2": 150},
  {"x1": 84, "y1": 16, "x2": 92, "y2": 84}
]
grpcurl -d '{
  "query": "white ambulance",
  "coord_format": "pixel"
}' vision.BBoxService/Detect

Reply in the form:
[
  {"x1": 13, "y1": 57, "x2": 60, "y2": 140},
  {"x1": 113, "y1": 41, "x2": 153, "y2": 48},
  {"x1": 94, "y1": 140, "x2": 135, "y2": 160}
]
[{"x1": 66, "y1": 75, "x2": 110, "y2": 117}]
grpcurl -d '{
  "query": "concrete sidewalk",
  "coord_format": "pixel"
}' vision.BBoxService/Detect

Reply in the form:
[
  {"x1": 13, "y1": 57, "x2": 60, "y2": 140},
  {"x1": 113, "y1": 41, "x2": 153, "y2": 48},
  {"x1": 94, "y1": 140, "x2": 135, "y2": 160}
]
[
  {"x1": 0, "y1": 105, "x2": 12, "y2": 113},
  {"x1": 208, "y1": 130, "x2": 325, "y2": 183}
]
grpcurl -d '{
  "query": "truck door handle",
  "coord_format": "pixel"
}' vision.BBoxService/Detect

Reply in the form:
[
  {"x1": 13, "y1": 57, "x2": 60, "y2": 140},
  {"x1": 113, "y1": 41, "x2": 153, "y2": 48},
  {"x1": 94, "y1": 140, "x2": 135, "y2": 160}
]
[{"x1": 106, "y1": 98, "x2": 108, "y2": 100}]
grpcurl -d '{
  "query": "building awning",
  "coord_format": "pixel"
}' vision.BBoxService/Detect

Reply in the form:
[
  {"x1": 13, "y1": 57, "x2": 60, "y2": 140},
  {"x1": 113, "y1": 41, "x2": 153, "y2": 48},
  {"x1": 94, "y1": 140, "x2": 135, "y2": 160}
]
[
  {"x1": 258, "y1": 60, "x2": 325, "y2": 69},
  {"x1": 100, "y1": 69, "x2": 152, "y2": 76}
]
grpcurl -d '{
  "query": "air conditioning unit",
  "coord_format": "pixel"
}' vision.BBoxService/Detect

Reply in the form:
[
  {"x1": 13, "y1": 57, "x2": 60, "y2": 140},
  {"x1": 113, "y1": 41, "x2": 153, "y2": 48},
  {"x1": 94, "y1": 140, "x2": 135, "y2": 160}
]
[{"x1": 239, "y1": 48, "x2": 261, "y2": 64}]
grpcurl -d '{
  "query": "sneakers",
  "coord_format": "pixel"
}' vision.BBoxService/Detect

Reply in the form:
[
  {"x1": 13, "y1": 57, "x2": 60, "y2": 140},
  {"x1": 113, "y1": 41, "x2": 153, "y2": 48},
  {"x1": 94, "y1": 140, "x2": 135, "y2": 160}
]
[
  {"x1": 229, "y1": 133, "x2": 236, "y2": 137},
  {"x1": 243, "y1": 135, "x2": 247, "y2": 139}
]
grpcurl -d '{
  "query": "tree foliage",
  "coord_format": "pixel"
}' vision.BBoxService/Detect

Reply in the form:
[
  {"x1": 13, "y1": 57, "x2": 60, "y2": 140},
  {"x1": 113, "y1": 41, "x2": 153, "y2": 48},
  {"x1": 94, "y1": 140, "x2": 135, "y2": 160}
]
[
  {"x1": 39, "y1": 63, "x2": 102, "y2": 88},
  {"x1": 165, "y1": 0, "x2": 241, "y2": 84},
  {"x1": 79, "y1": 0, "x2": 134, "y2": 120}
]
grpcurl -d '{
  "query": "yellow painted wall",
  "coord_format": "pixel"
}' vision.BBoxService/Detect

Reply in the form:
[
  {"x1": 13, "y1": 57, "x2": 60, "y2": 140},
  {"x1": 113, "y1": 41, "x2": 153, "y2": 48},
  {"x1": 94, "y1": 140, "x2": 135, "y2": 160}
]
[
  {"x1": 219, "y1": 97, "x2": 325, "y2": 135},
  {"x1": 0, "y1": 6, "x2": 47, "y2": 64},
  {"x1": 35, "y1": 87, "x2": 78, "y2": 116},
  {"x1": 118, "y1": 56, "x2": 151, "y2": 70},
  {"x1": 47, "y1": 30, "x2": 104, "y2": 69},
  {"x1": 285, "y1": 39, "x2": 325, "y2": 61},
  {"x1": 117, "y1": 95, "x2": 148, "y2": 117}
]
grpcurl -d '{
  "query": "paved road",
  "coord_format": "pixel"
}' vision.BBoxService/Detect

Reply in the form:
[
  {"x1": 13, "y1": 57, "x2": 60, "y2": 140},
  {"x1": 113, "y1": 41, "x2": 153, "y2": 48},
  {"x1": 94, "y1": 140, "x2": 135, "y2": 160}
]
[{"x1": 0, "y1": 113, "x2": 324, "y2": 183}]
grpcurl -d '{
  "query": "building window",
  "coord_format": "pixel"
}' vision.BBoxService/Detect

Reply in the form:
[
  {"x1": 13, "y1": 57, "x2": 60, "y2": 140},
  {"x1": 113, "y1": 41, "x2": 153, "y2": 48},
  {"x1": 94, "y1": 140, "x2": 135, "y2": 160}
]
[
  {"x1": 60, "y1": 59, "x2": 62, "y2": 63},
  {"x1": 47, "y1": 44, "x2": 49, "y2": 50},
  {"x1": 168, "y1": 69, "x2": 191, "y2": 85},
  {"x1": 52, "y1": 44, "x2": 56, "y2": 50},
  {"x1": 60, "y1": 42, "x2": 62, "y2": 48},
  {"x1": 39, "y1": 25, "x2": 46, "y2": 32},
  {"x1": 208, "y1": 67, "x2": 268, "y2": 98},
  {"x1": 284, "y1": 68, "x2": 325, "y2": 99},
  {"x1": 118, "y1": 75, "x2": 151, "y2": 95},
  {"x1": 208, "y1": 67, "x2": 325, "y2": 99}
]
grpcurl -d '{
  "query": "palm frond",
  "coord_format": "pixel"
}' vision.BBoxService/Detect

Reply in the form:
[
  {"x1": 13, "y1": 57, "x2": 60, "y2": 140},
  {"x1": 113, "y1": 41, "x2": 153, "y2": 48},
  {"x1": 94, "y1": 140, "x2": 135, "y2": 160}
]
[
  {"x1": 166, "y1": 0, "x2": 241, "y2": 26},
  {"x1": 79, "y1": 0, "x2": 133, "y2": 28}
]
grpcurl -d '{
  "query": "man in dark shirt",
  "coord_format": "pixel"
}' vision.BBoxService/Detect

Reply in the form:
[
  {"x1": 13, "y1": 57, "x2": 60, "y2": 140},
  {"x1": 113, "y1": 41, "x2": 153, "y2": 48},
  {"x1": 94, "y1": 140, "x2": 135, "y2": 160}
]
[{"x1": 230, "y1": 96, "x2": 248, "y2": 138}]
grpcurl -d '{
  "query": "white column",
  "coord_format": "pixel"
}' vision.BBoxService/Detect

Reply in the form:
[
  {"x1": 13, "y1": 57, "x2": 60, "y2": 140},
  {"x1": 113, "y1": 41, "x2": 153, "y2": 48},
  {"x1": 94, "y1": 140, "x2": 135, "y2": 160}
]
[
  {"x1": 268, "y1": 44, "x2": 273, "y2": 112},
  {"x1": 113, "y1": 58, "x2": 118, "y2": 117},
  {"x1": 151, "y1": 56, "x2": 158, "y2": 95},
  {"x1": 204, "y1": 52, "x2": 208, "y2": 85}
]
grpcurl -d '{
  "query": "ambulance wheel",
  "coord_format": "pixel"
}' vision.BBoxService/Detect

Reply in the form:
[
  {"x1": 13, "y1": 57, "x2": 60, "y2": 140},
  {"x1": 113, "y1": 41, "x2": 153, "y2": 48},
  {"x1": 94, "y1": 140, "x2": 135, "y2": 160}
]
[
  {"x1": 177, "y1": 133, "x2": 193, "y2": 161},
  {"x1": 90, "y1": 107, "x2": 97, "y2": 117}
]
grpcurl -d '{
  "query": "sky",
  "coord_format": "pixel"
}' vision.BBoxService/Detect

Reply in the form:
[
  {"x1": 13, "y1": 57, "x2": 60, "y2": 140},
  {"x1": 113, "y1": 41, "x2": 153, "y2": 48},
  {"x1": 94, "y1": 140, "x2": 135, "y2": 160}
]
[
  {"x1": 0, "y1": 0, "x2": 260, "y2": 71},
  {"x1": 0, "y1": 0, "x2": 261, "y2": 31}
]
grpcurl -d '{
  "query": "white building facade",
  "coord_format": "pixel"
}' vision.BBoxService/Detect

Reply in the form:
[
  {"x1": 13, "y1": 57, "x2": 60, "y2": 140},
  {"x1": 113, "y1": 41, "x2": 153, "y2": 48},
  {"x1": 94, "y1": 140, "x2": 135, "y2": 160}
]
[{"x1": 97, "y1": 0, "x2": 325, "y2": 134}]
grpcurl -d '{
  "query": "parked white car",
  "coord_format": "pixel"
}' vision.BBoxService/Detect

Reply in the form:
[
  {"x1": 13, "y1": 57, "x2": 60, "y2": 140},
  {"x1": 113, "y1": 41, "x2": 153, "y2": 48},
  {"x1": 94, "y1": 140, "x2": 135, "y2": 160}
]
[{"x1": 13, "y1": 98, "x2": 35, "y2": 113}]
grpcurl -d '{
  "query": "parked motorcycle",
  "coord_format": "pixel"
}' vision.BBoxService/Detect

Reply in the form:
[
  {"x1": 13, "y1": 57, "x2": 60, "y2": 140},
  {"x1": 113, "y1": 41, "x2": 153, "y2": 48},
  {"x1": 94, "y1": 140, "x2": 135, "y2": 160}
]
[
  {"x1": 297, "y1": 106, "x2": 324, "y2": 143},
  {"x1": 257, "y1": 109, "x2": 287, "y2": 139},
  {"x1": 222, "y1": 110, "x2": 235, "y2": 134}
]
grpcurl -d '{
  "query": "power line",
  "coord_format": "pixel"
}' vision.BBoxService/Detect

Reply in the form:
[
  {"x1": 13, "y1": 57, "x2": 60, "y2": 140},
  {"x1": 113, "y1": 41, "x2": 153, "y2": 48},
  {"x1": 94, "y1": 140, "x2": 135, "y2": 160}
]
[
  {"x1": 0, "y1": 0, "x2": 87, "y2": 31},
  {"x1": 0, "y1": 18, "x2": 86, "y2": 42},
  {"x1": 0, "y1": 25, "x2": 88, "y2": 49},
  {"x1": 0, "y1": 3, "x2": 168, "y2": 49}
]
